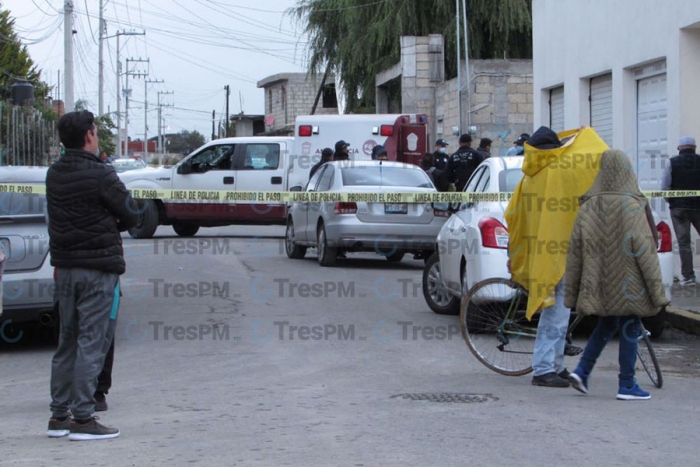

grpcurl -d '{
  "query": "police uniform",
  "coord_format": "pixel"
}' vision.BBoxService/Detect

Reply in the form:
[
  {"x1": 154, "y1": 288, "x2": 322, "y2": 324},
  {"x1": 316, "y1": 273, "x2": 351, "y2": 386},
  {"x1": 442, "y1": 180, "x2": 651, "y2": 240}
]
[{"x1": 447, "y1": 146, "x2": 484, "y2": 191}]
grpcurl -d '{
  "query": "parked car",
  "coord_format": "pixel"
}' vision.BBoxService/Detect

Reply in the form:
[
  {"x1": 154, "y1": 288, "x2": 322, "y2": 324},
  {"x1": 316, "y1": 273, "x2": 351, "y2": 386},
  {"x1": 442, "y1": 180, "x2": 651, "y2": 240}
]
[
  {"x1": 109, "y1": 157, "x2": 147, "y2": 173},
  {"x1": 421, "y1": 156, "x2": 673, "y2": 337},
  {"x1": 285, "y1": 160, "x2": 449, "y2": 266},
  {"x1": 0, "y1": 167, "x2": 56, "y2": 338}
]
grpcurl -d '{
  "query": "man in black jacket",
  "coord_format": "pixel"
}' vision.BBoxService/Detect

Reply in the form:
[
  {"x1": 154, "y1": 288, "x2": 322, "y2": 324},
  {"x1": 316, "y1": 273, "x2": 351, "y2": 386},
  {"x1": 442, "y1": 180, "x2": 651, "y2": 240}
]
[
  {"x1": 662, "y1": 136, "x2": 700, "y2": 286},
  {"x1": 421, "y1": 155, "x2": 449, "y2": 192},
  {"x1": 46, "y1": 110, "x2": 139, "y2": 441},
  {"x1": 447, "y1": 134, "x2": 484, "y2": 191},
  {"x1": 309, "y1": 147, "x2": 333, "y2": 179}
]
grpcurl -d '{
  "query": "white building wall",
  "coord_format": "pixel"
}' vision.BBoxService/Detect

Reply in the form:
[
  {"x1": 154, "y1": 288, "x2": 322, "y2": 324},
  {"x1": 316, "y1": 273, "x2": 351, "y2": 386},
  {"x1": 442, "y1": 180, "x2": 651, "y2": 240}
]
[
  {"x1": 533, "y1": 0, "x2": 700, "y2": 153},
  {"x1": 534, "y1": 0, "x2": 700, "y2": 280}
]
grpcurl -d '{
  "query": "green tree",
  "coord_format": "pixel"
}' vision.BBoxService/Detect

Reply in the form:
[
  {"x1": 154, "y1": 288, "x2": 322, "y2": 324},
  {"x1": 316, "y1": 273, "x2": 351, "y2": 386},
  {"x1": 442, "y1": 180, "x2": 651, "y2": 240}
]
[
  {"x1": 0, "y1": 4, "x2": 48, "y2": 103},
  {"x1": 167, "y1": 130, "x2": 206, "y2": 155},
  {"x1": 290, "y1": 0, "x2": 532, "y2": 112},
  {"x1": 95, "y1": 114, "x2": 116, "y2": 156}
]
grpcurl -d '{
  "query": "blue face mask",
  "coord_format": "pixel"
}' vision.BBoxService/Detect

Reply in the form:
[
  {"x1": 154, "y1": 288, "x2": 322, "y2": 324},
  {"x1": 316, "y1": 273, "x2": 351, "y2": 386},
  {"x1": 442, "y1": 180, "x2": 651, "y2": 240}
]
[{"x1": 439, "y1": 147, "x2": 447, "y2": 154}]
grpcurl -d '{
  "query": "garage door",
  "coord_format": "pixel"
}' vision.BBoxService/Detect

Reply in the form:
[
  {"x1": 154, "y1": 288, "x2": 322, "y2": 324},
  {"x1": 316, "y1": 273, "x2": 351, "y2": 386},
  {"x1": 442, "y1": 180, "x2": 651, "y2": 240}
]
[
  {"x1": 549, "y1": 87, "x2": 565, "y2": 133},
  {"x1": 590, "y1": 74, "x2": 613, "y2": 146},
  {"x1": 636, "y1": 73, "x2": 667, "y2": 191}
]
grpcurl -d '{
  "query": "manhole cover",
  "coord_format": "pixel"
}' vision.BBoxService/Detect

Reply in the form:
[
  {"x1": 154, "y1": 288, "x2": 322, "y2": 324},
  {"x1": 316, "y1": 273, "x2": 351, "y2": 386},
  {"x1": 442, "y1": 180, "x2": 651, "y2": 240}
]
[{"x1": 390, "y1": 393, "x2": 498, "y2": 403}]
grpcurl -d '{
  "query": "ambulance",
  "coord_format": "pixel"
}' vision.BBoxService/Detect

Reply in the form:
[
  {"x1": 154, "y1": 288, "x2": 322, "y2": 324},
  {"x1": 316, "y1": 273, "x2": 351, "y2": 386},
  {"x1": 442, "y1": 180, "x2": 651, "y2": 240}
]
[{"x1": 288, "y1": 113, "x2": 429, "y2": 190}]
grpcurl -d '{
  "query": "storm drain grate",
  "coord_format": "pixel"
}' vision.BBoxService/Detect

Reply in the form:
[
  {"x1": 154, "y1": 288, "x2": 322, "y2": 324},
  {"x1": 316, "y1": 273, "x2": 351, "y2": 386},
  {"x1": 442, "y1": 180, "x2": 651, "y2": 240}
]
[{"x1": 390, "y1": 393, "x2": 498, "y2": 403}]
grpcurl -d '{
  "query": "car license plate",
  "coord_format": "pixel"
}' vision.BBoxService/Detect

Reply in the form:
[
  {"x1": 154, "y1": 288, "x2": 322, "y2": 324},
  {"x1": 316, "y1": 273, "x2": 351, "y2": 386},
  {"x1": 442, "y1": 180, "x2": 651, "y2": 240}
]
[
  {"x1": 384, "y1": 203, "x2": 407, "y2": 214},
  {"x1": 0, "y1": 238, "x2": 9, "y2": 260}
]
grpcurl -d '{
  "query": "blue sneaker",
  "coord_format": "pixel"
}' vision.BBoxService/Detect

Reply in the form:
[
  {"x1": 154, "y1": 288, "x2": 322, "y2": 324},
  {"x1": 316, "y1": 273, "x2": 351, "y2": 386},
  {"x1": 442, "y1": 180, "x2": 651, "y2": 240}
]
[
  {"x1": 617, "y1": 384, "x2": 650, "y2": 400},
  {"x1": 568, "y1": 371, "x2": 588, "y2": 395}
]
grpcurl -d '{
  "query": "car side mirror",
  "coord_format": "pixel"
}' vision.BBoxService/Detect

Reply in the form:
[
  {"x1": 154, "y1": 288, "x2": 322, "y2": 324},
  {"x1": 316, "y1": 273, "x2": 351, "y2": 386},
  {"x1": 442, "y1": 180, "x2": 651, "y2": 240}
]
[
  {"x1": 290, "y1": 185, "x2": 303, "y2": 192},
  {"x1": 177, "y1": 163, "x2": 192, "y2": 175}
]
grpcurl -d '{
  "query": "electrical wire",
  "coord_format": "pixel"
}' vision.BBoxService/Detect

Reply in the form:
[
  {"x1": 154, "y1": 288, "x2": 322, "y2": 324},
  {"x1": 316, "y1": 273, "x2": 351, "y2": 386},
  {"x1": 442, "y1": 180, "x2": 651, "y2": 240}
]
[{"x1": 83, "y1": 0, "x2": 99, "y2": 45}]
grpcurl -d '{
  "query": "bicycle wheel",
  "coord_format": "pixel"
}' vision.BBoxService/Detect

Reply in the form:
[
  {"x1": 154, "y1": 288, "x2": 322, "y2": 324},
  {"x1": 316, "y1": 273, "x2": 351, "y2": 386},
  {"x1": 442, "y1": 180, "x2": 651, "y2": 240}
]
[
  {"x1": 460, "y1": 278, "x2": 536, "y2": 376},
  {"x1": 637, "y1": 328, "x2": 663, "y2": 388}
]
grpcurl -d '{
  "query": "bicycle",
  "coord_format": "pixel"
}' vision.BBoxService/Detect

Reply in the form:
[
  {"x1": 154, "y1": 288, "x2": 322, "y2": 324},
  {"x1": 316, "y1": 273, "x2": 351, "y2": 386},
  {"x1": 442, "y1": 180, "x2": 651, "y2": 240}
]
[{"x1": 459, "y1": 277, "x2": 662, "y2": 388}]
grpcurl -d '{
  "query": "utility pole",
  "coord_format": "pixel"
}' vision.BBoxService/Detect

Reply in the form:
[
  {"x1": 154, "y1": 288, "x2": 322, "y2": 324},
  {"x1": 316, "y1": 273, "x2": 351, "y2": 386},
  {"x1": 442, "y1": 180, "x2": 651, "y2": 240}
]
[
  {"x1": 111, "y1": 30, "x2": 145, "y2": 158},
  {"x1": 157, "y1": 91, "x2": 174, "y2": 161},
  {"x1": 64, "y1": 0, "x2": 75, "y2": 111},
  {"x1": 211, "y1": 110, "x2": 216, "y2": 141},
  {"x1": 455, "y1": 0, "x2": 462, "y2": 135},
  {"x1": 98, "y1": 0, "x2": 105, "y2": 116},
  {"x1": 124, "y1": 58, "x2": 149, "y2": 157},
  {"x1": 462, "y1": 0, "x2": 471, "y2": 130},
  {"x1": 224, "y1": 85, "x2": 230, "y2": 137},
  {"x1": 144, "y1": 78, "x2": 163, "y2": 162}
]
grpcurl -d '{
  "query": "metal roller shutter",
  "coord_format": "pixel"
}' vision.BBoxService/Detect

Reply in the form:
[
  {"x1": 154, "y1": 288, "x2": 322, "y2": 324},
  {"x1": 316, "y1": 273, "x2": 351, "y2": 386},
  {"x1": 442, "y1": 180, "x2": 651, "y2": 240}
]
[
  {"x1": 590, "y1": 74, "x2": 613, "y2": 146},
  {"x1": 549, "y1": 86, "x2": 565, "y2": 133}
]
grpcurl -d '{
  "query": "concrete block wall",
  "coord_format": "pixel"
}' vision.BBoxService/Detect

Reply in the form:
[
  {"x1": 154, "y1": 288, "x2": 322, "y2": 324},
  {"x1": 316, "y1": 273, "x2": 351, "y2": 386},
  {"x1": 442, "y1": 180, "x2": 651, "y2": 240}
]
[
  {"x1": 431, "y1": 59, "x2": 534, "y2": 156},
  {"x1": 263, "y1": 75, "x2": 338, "y2": 133}
]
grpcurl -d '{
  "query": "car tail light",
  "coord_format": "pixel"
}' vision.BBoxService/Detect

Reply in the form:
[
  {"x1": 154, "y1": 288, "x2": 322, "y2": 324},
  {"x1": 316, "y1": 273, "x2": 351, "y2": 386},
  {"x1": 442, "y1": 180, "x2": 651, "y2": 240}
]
[
  {"x1": 433, "y1": 209, "x2": 451, "y2": 218},
  {"x1": 334, "y1": 202, "x2": 357, "y2": 214},
  {"x1": 657, "y1": 221, "x2": 672, "y2": 252},
  {"x1": 380, "y1": 125, "x2": 393, "y2": 136},
  {"x1": 298, "y1": 125, "x2": 312, "y2": 137},
  {"x1": 478, "y1": 217, "x2": 508, "y2": 249}
]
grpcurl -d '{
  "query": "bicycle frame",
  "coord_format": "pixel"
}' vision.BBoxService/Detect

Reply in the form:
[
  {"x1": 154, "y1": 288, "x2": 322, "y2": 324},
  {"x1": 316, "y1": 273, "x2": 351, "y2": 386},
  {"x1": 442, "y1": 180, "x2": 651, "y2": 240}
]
[{"x1": 496, "y1": 287, "x2": 585, "y2": 352}]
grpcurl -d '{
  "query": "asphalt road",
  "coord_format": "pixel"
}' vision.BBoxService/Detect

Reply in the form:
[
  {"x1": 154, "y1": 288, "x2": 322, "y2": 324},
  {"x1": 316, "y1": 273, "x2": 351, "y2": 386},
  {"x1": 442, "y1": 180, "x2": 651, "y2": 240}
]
[{"x1": 1, "y1": 225, "x2": 699, "y2": 466}]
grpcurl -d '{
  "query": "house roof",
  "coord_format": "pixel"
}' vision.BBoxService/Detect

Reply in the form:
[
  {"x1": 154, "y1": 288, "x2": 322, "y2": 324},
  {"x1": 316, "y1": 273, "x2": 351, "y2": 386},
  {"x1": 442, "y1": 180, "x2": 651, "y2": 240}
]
[{"x1": 257, "y1": 73, "x2": 300, "y2": 88}]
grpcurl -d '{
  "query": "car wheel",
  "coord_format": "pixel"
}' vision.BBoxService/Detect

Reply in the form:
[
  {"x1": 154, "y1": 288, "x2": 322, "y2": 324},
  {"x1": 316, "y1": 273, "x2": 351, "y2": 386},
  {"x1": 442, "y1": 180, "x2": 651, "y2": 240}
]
[
  {"x1": 317, "y1": 223, "x2": 337, "y2": 267},
  {"x1": 128, "y1": 199, "x2": 159, "y2": 239},
  {"x1": 285, "y1": 218, "x2": 307, "y2": 259},
  {"x1": 172, "y1": 222, "x2": 199, "y2": 237},
  {"x1": 385, "y1": 252, "x2": 405, "y2": 263},
  {"x1": 642, "y1": 307, "x2": 667, "y2": 339},
  {"x1": 422, "y1": 253, "x2": 459, "y2": 315}
]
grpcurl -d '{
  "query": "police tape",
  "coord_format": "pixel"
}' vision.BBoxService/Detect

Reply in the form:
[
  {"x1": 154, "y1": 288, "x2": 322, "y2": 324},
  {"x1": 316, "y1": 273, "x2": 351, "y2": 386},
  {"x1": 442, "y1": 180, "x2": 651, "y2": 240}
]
[{"x1": 1, "y1": 183, "x2": 699, "y2": 203}]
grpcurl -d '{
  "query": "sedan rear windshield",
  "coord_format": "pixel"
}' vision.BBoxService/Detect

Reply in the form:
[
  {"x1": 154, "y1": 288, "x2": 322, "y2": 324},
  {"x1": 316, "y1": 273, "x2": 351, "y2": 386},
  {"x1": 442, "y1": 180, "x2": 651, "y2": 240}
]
[
  {"x1": 500, "y1": 168, "x2": 524, "y2": 192},
  {"x1": 341, "y1": 166, "x2": 432, "y2": 188}
]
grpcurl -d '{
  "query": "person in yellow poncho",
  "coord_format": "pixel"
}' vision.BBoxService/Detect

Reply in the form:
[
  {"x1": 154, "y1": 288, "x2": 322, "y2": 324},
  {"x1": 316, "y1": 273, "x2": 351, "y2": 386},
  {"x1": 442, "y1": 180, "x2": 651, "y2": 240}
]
[{"x1": 504, "y1": 126, "x2": 608, "y2": 388}]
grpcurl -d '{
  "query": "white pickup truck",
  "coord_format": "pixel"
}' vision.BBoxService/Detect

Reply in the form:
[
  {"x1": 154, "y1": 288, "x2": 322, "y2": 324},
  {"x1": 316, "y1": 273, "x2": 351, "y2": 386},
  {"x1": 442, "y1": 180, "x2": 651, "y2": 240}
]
[{"x1": 119, "y1": 136, "x2": 295, "y2": 238}]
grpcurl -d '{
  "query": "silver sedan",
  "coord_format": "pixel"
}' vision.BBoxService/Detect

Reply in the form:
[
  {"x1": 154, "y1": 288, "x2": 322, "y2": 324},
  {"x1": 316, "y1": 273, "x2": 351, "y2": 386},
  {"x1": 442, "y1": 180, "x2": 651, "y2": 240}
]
[{"x1": 285, "y1": 161, "x2": 449, "y2": 266}]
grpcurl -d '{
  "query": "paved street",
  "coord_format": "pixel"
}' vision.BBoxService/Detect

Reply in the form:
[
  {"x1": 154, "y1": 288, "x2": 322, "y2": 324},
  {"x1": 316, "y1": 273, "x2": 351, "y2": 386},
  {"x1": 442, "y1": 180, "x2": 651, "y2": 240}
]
[{"x1": 2, "y1": 226, "x2": 699, "y2": 466}]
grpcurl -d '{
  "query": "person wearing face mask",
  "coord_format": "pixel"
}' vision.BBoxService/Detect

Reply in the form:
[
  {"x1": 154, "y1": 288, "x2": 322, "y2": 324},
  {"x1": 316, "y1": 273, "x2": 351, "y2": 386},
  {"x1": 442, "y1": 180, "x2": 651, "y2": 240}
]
[{"x1": 432, "y1": 139, "x2": 449, "y2": 171}]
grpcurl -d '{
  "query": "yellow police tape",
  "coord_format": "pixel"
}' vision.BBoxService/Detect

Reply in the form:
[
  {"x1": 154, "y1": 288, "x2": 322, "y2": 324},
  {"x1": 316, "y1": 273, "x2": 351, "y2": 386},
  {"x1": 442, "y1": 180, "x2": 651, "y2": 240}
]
[{"x1": 0, "y1": 183, "x2": 698, "y2": 203}]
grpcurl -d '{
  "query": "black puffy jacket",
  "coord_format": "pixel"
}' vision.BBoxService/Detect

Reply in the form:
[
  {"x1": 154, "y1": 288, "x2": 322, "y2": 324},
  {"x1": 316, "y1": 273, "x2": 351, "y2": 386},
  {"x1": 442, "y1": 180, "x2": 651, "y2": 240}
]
[{"x1": 46, "y1": 149, "x2": 139, "y2": 274}]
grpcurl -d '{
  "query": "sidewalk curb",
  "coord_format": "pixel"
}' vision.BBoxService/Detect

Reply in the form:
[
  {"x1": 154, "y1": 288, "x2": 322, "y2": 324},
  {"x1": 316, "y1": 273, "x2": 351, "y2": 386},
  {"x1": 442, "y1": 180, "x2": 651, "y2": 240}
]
[{"x1": 666, "y1": 306, "x2": 700, "y2": 336}]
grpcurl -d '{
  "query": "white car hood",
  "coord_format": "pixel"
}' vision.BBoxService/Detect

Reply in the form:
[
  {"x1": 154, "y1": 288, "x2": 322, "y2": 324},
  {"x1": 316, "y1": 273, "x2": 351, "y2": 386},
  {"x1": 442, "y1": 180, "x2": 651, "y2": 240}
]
[{"x1": 118, "y1": 166, "x2": 174, "y2": 186}]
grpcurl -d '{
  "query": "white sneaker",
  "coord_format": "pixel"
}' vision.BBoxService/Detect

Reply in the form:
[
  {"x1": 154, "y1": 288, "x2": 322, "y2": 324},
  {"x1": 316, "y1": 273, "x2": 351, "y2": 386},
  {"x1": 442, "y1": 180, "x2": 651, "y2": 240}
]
[{"x1": 680, "y1": 278, "x2": 696, "y2": 287}]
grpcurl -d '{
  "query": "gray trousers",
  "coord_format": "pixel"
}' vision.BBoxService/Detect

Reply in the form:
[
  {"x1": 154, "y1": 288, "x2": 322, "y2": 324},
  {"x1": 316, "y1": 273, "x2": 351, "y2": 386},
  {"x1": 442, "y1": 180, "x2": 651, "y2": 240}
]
[
  {"x1": 670, "y1": 209, "x2": 700, "y2": 280},
  {"x1": 50, "y1": 268, "x2": 119, "y2": 420}
]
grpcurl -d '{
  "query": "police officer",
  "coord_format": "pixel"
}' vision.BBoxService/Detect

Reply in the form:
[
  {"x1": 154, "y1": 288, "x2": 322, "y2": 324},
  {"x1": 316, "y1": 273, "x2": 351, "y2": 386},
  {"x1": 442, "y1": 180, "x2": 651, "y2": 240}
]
[
  {"x1": 371, "y1": 145, "x2": 389, "y2": 161},
  {"x1": 447, "y1": 134, "x2": 484, "y2": 191},
  {"x1": 432, "y1": 138, "x2": 450, "y2": 171}
]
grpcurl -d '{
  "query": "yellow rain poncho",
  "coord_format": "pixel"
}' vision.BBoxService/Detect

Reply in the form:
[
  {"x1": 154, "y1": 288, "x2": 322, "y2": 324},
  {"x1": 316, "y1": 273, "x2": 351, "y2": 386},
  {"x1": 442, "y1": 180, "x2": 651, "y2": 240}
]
[{"x1": 504, "y1": 127, "x2": 609, "y2": 319}]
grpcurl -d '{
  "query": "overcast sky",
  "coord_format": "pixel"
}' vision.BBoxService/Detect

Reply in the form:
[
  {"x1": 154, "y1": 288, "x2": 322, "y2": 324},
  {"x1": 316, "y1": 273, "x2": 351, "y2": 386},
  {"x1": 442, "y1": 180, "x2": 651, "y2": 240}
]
[{"x1": 8, "y1": 0, "x2": 308, "y2": 143}]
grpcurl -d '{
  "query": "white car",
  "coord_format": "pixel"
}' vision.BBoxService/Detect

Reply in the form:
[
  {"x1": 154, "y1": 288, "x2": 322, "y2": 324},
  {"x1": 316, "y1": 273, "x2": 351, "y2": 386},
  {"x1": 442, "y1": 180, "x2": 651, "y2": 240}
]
[
  {"x1": 285, "y1": 160, "x2": 448, "y2": 266},
  {"x1": 0, "y1": 167, "x2": 55, "y2": 336},
  {"x1": 422, "y1": 156, "x2": 673, "y2": 336},
  {"x1": 109, "y1": 158, "x2": 147, "y2": 173}
]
